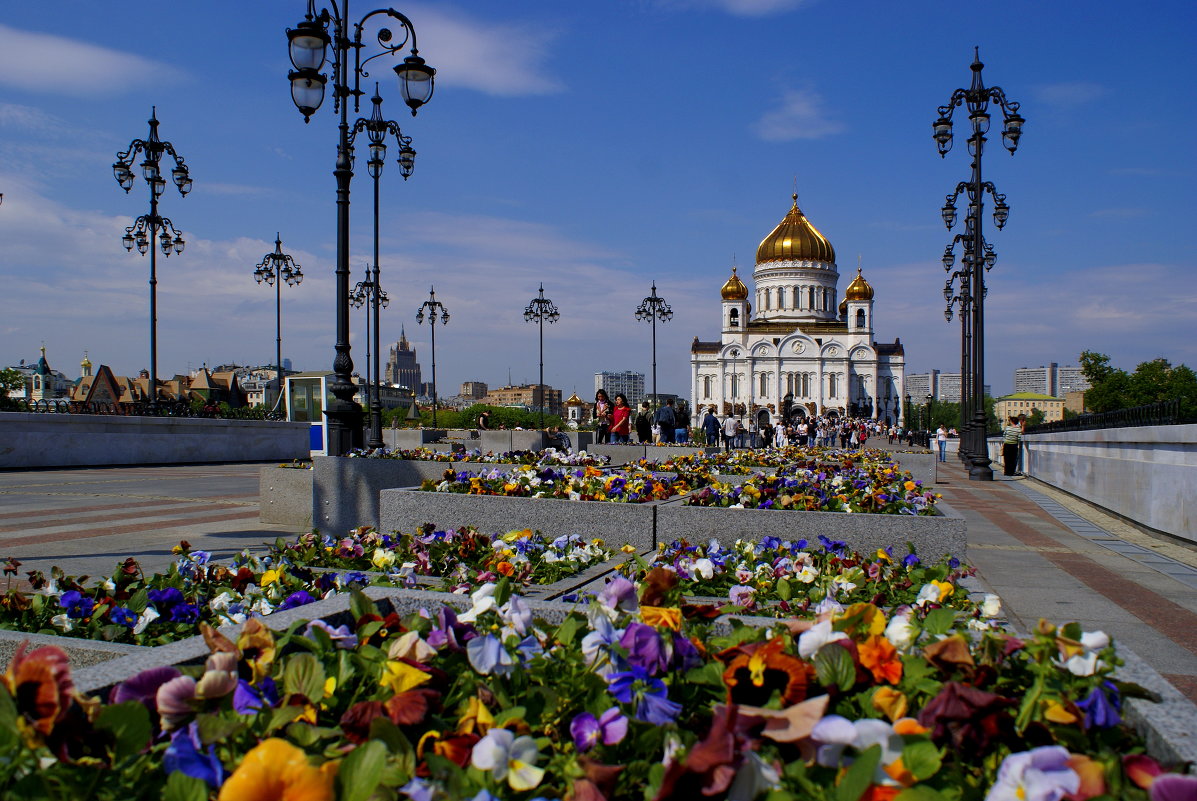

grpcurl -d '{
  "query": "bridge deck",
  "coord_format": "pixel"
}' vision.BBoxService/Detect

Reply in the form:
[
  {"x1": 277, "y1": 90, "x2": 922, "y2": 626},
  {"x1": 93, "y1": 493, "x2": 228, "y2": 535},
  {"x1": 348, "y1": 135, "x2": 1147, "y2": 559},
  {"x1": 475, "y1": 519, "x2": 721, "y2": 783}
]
[{"x1": 2, "y1": 458, "x2": 1195, "y2": 703}]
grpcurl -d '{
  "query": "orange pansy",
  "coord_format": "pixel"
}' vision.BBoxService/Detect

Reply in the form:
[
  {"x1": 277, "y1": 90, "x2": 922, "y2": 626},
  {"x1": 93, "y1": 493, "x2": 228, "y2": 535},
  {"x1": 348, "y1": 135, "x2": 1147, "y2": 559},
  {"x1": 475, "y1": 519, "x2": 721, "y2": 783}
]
[
  {"x1": 858, "y1": 635, "x2": 903, "y2": 685},
  {"x1": 217, "y1": 738, "x2": 333, "y2": 801}
]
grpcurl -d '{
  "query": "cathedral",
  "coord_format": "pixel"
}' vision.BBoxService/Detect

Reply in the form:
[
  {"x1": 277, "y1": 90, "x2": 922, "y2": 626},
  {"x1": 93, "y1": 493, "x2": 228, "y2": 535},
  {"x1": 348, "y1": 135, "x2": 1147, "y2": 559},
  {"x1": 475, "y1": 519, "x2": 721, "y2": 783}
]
[{"x1": 690, "y1": 193, "x2": 906, "y2": 426}]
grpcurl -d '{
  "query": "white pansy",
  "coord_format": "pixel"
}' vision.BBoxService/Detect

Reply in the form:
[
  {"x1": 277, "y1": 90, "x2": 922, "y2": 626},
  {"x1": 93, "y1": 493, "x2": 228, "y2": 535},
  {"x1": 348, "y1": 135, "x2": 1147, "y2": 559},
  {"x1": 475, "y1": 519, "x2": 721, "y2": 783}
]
[
  {"x1": 133, "y1": 605, "x2": 160, "y2": 635},
  {"x1": 693, "y1": 558, "x2": 715, "y2": 580},
  {"x1": 884, "y1": 614, "x2": 917, "y2": 651},
  {"x1": 50, "y1": 614, "x2": 74, "y2": 632},
  {"x1": 981, "y1": 594, "x2": 1002, "y2": 618},
  {"x1": 458, "y1": 583, "x2": 498, "y2": 623},
  {"x1": 796, "y1": 565, "x2": 819, "y2": 583},
  {"x1": 797, "y1": 620, "x2": 849, "y2": 659}
]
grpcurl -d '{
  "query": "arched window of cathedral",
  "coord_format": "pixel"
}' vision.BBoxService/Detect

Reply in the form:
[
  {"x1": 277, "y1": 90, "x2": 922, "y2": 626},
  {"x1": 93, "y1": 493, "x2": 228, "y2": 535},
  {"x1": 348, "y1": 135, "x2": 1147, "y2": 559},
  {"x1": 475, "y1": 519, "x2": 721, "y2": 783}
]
[
  {"x1": 856, "y1": 309, "x2": 866, "y2": 328},
  {"x1": 729, "y1": 308, "x2": 739, "y2": 328},
  {"x1": 792, "y1": 287, "x2": 800, "y2": 309},
  {"x1": 703, "y1": 376, "x2": 712, "y2": 398},
  {"x1": 730, "y1": 374, "x2": 739, "y2": 397},
  {"x1": 759, "y1": 373, "x2": 768, "y2": 396},
  {"x1": 828, "y1": 373, "x2": 838, "y2": 398},
  {"x1": 763, "y1": 288, "x2": 770, "y2": 311}
]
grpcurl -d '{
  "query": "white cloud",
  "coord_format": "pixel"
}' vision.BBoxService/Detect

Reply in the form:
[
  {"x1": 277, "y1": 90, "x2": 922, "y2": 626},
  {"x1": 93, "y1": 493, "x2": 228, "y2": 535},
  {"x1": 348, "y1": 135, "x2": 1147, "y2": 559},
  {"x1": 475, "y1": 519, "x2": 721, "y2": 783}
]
[
  {"x1": 0, "y1": 24, "x2": 185, "y2": 97},
  {"x1": 409, "y1": 6, "x2": 563, "y2": 96},
  {"x1": 661, "y1": 0, "x2": 812, "y2": 16},
  {"x1": 753, "y1": 88, "x2": 844, "y2": 141},
  {"x1": 1032, "y1": 81, "x2": 1106, "y2": 109}
]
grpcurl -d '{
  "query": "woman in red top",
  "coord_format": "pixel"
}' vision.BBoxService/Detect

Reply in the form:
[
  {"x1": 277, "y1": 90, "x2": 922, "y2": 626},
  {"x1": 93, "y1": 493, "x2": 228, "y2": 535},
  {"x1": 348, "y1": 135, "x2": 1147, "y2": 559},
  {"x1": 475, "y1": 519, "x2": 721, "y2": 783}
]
[{"x1": 609, "y1": 393, "x2": 632, "y2": 444}]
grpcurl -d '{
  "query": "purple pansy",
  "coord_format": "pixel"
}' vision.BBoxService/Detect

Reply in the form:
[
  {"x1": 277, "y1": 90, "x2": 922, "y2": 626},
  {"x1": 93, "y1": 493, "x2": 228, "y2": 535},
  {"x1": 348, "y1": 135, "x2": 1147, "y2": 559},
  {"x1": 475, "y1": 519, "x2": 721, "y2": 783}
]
[
  {"x1": 304, "y1": 619, "x2": 359, "y2": 649},
  {"x1": 619, "y1": 623, "x2": 667, "y2": 676},
  {"x1": 570, "y1": 707, "x2": 629, "y2": 752},
  {"x1": 110, "y1": 666, "x2": 182, "y2": 715},
  {"x1": 233, "y1": 677, "x2": 279, "y2": 715},
  {"x1": 1076, "y1": 681, "x2": 1121, "y2": 729},
  {"x1": 278, "y1": 590, "x2": 315, "y2": 611},
  {"x1": 164, "y1": 721, "x2": 224, "y2": 788}
]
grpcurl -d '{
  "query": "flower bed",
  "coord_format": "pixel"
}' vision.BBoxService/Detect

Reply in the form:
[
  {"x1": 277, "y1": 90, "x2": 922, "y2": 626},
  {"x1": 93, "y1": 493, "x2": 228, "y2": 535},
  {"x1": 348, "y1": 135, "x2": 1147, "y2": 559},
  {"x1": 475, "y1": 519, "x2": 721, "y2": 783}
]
[
  {"x1": 349, "y1": 446, "x2": 611, "y2": 467},
  {"x1": 420, "y1": 465, "x2": 691, "y2": 503},
  {"x1": 685, "y1": 467, "x2": 939, "y2": 515},
  {"x1": 3, "y1": 579, "x2": 1194, "y2": 800},
  {"x1": 0, "y1": 546, "x2": 345, "y2": 648},
  {"x1": 640, "y1": 445, "x2": 899, "y2": 475},
  {"x1": 613, "y1": 537, "x2": 983, "y2": 620},
  {"x1": 271, "y1": 527, "x2": 617, "y2": 591}
]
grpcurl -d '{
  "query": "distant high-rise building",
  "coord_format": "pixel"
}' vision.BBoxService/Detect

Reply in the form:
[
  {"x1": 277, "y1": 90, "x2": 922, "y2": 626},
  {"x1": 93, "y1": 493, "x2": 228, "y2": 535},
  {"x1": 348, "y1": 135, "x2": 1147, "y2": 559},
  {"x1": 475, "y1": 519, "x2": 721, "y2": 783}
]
[
  {"x1": 595, "y1": 370, "x2": 645, "y2": 405},
  {"x1": 904, "y1": 369, "x2": 989, "y2": 403},
  {"x1": 1013, "y1": 363, "x2": 1090, "y2": 396},
  {"x1": 460, "y1": 381, "x2": 488, "y2": 400},
  {"x1": 384, "y1": 328, "x2": 421, "y2": 390}
]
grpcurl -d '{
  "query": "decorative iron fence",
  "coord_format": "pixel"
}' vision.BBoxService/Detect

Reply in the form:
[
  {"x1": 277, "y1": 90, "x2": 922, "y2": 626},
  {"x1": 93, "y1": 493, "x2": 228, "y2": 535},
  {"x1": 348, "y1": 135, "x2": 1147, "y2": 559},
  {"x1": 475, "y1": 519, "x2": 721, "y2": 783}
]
[
  {"x1": 6, "y1": 398, "x2": 285, "y2": 421},
  {"x1": 1025, "y1": 399, "x2": 1188, "y2": 435}
]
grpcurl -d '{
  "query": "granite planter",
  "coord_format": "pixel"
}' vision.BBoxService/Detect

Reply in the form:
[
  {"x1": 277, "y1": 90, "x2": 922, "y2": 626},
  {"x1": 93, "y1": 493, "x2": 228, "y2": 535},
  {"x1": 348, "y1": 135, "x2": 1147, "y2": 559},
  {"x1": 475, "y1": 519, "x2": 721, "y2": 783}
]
[
  {"x1": 259, "y1": 465, "x2": 314, "y2": 528},
  {"x1": 313, "y1": 456, "x2": 454, "y2": 535},
  {"x1": 896, "y1": 451, "x2": 937, "y2": 487},
  {"x1": 380, "y1": 489, "x2": 661, "y2": 550},
  {"x1": 654, "y1": 497, "x2": 967, "y2": 560},
  {"x1": 383, "y1": 428, "x2": 447, "y2": 449}
]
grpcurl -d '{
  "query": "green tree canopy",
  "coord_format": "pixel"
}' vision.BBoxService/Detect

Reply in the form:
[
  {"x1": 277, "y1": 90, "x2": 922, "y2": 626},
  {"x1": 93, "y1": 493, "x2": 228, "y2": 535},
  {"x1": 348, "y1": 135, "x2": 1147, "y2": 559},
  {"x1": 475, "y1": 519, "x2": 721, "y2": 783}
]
[{"x1": 1080, "y1": 350, "x2": 1197, "y2": 417}]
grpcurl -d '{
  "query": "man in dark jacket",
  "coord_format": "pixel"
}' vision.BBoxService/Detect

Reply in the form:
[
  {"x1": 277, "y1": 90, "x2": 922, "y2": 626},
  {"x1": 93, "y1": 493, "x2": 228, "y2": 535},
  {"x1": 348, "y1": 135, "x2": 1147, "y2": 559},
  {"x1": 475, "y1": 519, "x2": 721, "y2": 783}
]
[
  {"x1": 654, "y1": 399, "x2": 677, "y2": 444},
  {"x1": 701, "y1": 407, "x2": 720, "y2": 446}
]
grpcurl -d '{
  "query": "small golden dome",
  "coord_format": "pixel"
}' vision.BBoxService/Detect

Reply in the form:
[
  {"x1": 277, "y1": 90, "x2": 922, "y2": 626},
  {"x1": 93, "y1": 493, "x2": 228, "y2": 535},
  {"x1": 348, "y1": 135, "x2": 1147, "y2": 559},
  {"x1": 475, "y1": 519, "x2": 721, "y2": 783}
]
[
  {"x1": 566, "y1": 392, "x2": 583, "y2": 405},
  {"x1": 844, "y1": 266, "x2": 874, "y2": 301},
  {"x1": 756, "y1": 193, "x2": 836, "y2": 265},
  {"x1": 720, "y1": 266, "x2": 749, "y2": 300},
  {"x1": 838, "y1": 298, "x2": 848, "y2": 317},
  {"x1": 81, "y1": 352, "x2": 92, "y2": 368}
]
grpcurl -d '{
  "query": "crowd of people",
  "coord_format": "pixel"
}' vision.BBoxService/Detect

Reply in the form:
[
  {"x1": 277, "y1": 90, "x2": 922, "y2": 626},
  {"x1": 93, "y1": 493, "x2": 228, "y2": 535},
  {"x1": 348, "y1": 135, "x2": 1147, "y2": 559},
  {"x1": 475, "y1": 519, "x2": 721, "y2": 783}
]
[{"x1": 695, "y1": 406, "x2": 923, "y2": 452}]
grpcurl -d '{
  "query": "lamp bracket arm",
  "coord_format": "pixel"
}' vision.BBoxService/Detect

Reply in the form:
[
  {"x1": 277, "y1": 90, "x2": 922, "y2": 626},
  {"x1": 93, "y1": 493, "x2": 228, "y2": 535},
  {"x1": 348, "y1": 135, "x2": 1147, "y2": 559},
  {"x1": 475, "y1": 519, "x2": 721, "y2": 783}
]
[
  {"x1": 987, "y1": 88, "x2": 1020, "y2": 116},
  {"x1": 353, "y1": 9, "x2": 415, "y2": 81},
  {"x1": 115, "y1": 139, "x2": 148, "y2": 165}
]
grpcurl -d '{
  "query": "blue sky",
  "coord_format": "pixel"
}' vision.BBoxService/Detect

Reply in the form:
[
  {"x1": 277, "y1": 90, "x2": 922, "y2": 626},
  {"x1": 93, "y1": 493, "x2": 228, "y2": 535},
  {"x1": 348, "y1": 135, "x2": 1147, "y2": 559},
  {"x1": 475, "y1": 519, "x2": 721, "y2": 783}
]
[{"x1": 1, "y1": 0, "x2": 1194, "y2": 399}]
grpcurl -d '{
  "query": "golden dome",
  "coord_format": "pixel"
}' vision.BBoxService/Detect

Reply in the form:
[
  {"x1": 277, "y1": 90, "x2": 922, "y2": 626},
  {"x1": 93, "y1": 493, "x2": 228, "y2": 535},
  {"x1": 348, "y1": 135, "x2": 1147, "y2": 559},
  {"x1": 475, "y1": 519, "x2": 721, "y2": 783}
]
[
  {"x1": 838, "y1": 298, "x2": 848, "y2": 317},
  {"x1": 844, "y1": 266, "x2": 874, "y2": 301},
  {"x1": 756, "y1": 193, "x2": 836, "y2": 265},
  {"x1": 80, "y1": 352, "x2": 92, "y2": 369},
  {"x1": 566, "y1": 392, "x2": 583, "y2": 405},
  {"x1": 720, "y1": 266, "x2": 749, "y2": 300}
]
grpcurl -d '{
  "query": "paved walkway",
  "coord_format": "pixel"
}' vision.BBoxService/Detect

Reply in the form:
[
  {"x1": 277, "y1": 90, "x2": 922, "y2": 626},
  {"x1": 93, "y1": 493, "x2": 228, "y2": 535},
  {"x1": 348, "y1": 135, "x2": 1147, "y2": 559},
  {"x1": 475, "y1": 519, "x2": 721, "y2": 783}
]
[
  {"x1": 933, "y1": 457, "x2": 1197, "y2": 704},
  {"x1": 2, "y1": 458, "x2": 1195, "y2": 704}
]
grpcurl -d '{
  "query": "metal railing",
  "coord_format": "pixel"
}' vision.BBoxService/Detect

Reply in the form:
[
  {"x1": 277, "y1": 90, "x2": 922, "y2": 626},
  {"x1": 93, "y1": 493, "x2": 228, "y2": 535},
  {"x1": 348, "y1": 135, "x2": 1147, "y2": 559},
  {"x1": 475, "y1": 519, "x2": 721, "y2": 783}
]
[
  {"x1": 5, "y1": 398, "x2": 285, "y2": 421},
  {"x1": 1025, "y1": 399, "x2": 1186, "y2": 435}
]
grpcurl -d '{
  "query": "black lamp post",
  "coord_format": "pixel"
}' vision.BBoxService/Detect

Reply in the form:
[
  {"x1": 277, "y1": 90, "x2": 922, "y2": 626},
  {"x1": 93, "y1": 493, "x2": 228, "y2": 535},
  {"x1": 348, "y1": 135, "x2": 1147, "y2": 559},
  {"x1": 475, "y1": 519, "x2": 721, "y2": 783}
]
[
  {"x1": 113, "y1": 108, "x2": 192, "y2": 410},
  {"x1": 523, "y1": 284, "x2": 559, "y2": 431},
  {"x1": 634, "y1": 281, "x2": 673, "y2": 411},
  {"x1": 253, "y1": 235, "x2": 303, "y2": 415},
  {"x1": 287, "y1": 0, "x2": 435, "y2": 455},
  {"x1": 934, "y1": 48, "x2": 1023, "y2": 481},
  {"x1": 416, "y1": 285, "x2": 449, "y2": 427},
  {"x1": 905, "y1": 393, "x2": 912, "y2": 430},
  {"x1": 350, "y1": 264, "x2": 389, "y2": 447},
  {"x1": 925, "y1": 393, "x2": 935, "y2": 443}
]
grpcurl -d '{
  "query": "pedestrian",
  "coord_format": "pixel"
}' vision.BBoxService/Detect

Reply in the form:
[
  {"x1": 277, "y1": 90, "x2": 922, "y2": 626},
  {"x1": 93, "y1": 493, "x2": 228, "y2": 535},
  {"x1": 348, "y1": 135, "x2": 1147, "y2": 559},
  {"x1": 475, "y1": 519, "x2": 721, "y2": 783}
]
[
  {"x1": 654, "y1": 398, "x2": 677, "y2": 444},
  {"x1": 1002, "y1": 416, "x2": 1023, "y2": 477},
  {"x1": 774, "y1": 423, "x2": 788, "y2": 448},
  {"x1": 609, "y1": 393, "x2": 632, "y2": 443},
  {"x1": 593, "y1": 389, "x2": 612, "y2": 444},
  {"x1": 477, "y1": 409, "x2": 491, "y2": 430},
  {"x1": 722, "y1": 414, "x2": 741, "y2": 452},
  {"x1": 702, "y1": 406, "x2": 721, "y2": 447},
  {"x1": 760, "y1": 418, "x2": 774, "y2": 448},
  {"x1": 674, "y1": 403, "x2": 690, "y2": 444},
  {"x1": 747, "y1": 417, "x2": 758, "y2": 448},
  {"x1": 849, "y1": 425, "x2": 860, "y2": 449},
  {"x1": 936, "y1": 424, "x2": 948, "y2": 462},
  {"x1": 635, "y1": 401, "x2": 653, "y2": 443}
]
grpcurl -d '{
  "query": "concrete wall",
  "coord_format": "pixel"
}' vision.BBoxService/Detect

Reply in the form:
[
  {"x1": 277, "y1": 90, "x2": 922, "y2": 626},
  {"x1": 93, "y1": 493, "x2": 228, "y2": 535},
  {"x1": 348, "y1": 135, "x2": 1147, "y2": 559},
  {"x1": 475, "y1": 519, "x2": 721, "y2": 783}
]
[
  {"x1": 1024, "y1": 424, "x2": 1196, "y2": 541},
  {"x1": 0, "y1": 412, "x2": 310, "y2": 468}
]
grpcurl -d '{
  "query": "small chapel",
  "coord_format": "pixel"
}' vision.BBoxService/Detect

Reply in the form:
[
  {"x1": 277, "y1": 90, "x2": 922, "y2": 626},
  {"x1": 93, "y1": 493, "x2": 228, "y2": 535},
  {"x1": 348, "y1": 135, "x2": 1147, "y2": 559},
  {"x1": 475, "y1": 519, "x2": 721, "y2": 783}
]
[{"x1": 690, "y1": 193, "x2": 907, "y2": 426}]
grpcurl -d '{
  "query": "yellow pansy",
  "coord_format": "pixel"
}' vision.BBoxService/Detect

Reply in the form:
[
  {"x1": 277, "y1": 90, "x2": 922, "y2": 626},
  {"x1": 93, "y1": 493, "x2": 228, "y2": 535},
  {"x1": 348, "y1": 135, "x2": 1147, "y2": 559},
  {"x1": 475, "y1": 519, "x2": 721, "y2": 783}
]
[
  {"x1": 259, "y1": 569, "x2": 281, "y2": 587},
  {"x1": 380, "y1": 660, "x2": 431, "y2": 695}
]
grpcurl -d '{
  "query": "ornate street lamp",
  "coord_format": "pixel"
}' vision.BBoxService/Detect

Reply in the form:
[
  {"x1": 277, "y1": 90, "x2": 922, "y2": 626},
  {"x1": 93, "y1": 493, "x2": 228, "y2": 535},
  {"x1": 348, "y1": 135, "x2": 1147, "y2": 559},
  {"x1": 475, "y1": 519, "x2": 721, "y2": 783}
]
[
  {"x1": 934, "y1": 48, "x2": 1023, "y2": 480},
  {"x1": 253, "y1": 235, "x2": 303, "y2": 416},
  {"x1": 523, "y1": 284, "x2": 559, "y2": 431},
  {"x1": 416, "y1": 285, "x2": 449, "y2": 427},
  {"x1": 286, "y1": 0, "x2": 434, "y2": 455},
  {"x1": 113, "y1": 107, "x2": 192, "y2": 411},
  {"x1": 351, "y1": 263, "x2": 388, "y2": 446},
  {"x1": 634, "y1": 281, "x2": 673, "y2": 411}
]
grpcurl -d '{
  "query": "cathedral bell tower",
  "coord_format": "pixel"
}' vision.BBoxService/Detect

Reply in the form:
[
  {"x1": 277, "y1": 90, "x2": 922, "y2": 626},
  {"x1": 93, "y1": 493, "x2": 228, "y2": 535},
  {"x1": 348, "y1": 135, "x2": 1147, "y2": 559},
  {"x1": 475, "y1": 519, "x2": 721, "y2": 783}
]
[
  {"x1": 844, "y1": 265, "x2": 875, "y2": 335},
  {"x1": 720, "y1": 265, "x2": 750, "y2": 334}
]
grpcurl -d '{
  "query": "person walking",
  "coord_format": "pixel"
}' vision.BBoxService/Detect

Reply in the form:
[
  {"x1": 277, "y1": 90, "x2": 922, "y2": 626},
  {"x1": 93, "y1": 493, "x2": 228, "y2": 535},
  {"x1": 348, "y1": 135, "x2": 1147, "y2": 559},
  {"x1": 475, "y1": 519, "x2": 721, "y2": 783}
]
[
  {"x1": 674, "y1": 403, "x2": 690, "y2": 444},
  {"x1": 609, "y1": 393, "x2": 632, "y2": 444},
  {"x1": 722, "y1": 414, "x2": 740, "y2": 452},
  {"x1": 936, "y1": 424, "x2": 948, "y2": 462},
  {"x1": 593, "y1": 389, "x2": 612, "y2": 445},
  {"x1": 635, "y1": 401, "x2": 653, "y2": 443},
  {"x1": 702, "y1": 406, "x2": 721, "y2": 447},
  {"x1": 1002, "y1": 416, "x2": 1023, "y2": 477},
  {"x1": 654, "y1": 398, "x2": 677, "y2": 444}
]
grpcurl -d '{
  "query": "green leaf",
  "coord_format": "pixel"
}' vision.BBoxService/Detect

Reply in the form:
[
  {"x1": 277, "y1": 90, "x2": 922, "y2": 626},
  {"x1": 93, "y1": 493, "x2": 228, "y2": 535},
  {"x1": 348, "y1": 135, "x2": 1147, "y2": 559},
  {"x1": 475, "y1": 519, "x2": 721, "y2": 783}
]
[
  {"x1": 358, "y1": 620, "x2": 384, "y2": 641},
  {"x1": 283, "y1": 652, "x2": 326, "y2": 703},
  {"x1": 287, "y1": 721, "x2": 320, "y2": 746},
  {"x1": 350, "y1": 589, "x2": 379, "y2": 622},
  {"x1": 162, "y1": 771, "x2": 208, "y2": 801},
  {"x1": 836, "y1": 744, "x2": 882, "y2": 801},
  {"x1": 94, "y1": 701, "x2": 152, "y2": 762},
  {"x1": 814, "y1": 644, "x2": 857, "y2": 691},
  {"x1": 684, "y1": 661, "x2": 726, "y2": 687},
  {"x1": 922, "y1": 608, "x2": 956, "y2": 636},
  {"x1": 554, "y1": 615, "x2": 580, "y2": 646},
  {"x1": 494, "y1": 576, "x2": 513, "y2": 606},
  {"x1": 197, "y1": 713, "x2": 245, "y2": 745},
  {"x1": 337, "y1": 741, "x2": 387, "y2": 801},
  {"x1": 896, "y1": 786, "x2": 950, "y2": 801},
  {"x1": 369, "y1": 716, "x2": 414, "y2": 757},
  {"x1": 901, "y1": 740, "x2": 943, "y2": 781},
  {"x1": 776, "y1": 577, "x2": 792, "y2": 601},
  {"x1": 493, "y1": 706, "x2": 527, "y2": 728}
]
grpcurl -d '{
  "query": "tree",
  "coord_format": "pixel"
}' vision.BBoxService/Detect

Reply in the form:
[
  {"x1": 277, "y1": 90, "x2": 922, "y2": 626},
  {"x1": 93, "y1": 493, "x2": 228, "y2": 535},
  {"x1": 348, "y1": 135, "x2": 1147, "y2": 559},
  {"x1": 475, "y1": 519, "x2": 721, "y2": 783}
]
[
  {"x1": 1079, "y1": 350, "x2": 1197, "y2": 417},
  {"x1": 1026, "y1": 407, "x2": 1046, "y2": 427},
  {"x1": 0, "y1": 368, "x2": 23, "y2": 410},
  {"x1": 1079, "y1": 350, "x2": 1131, "y2": 413}
]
